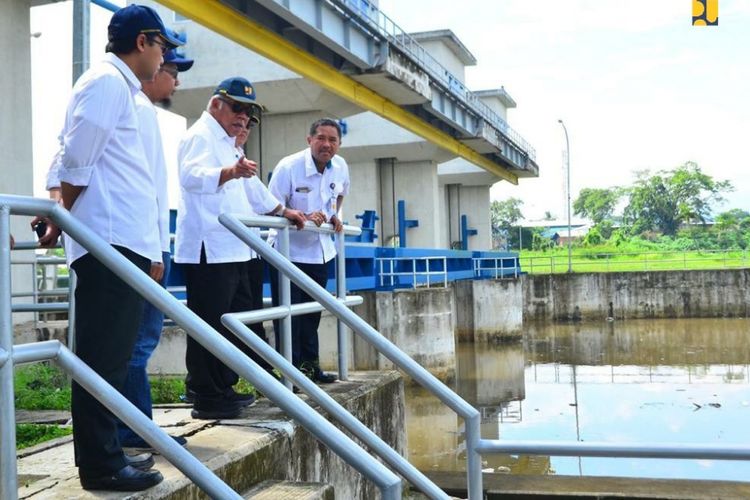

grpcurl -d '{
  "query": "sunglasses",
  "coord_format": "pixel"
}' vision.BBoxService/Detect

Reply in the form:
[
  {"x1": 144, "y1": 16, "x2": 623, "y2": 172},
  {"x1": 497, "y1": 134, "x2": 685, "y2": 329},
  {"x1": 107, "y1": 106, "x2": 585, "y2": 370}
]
[
  {"x1": 148, "y1": 37, "x2": 169, "y2": 55},
  {"x1": 159, "y1": 66, "x2": 179, "y2": 79},
  {"x1": 219, "y1": 97, "x2": 261, "y2": 126}
]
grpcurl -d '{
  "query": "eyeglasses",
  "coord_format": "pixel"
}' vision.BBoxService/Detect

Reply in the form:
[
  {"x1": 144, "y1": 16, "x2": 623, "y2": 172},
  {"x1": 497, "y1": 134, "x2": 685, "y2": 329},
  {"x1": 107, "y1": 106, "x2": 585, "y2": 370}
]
[
  {"x1": 219, "y1": 97, "x2": 261, "y2": 126},
  {"x1": 159, "y1": 66, "x2": 179, "y2": 79},
  {"x1": 148, "y1": 37, "x2": 169, "y2": 55}
]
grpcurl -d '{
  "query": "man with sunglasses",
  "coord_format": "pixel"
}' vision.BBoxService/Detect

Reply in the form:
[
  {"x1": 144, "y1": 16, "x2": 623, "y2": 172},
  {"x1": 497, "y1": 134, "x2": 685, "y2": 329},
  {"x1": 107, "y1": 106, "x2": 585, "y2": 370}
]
[
  {"x1": 56, "y1": 4, "x2": 181, "y2": 492},
  {"x1": 174, "y1": 77, "x2": 305, "y2": 420}
]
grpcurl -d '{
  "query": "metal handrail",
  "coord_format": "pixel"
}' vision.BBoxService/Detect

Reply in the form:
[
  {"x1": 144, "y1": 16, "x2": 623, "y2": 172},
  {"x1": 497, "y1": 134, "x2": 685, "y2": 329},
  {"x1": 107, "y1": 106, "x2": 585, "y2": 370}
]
[
  {"x1": 1, "y1": 195, "x2": 401, "y2": 500},
  {"x1": 222, "y1": 314, "x2": 449, "y2": 499},
  {"x1": 376, "y1": 256, "x2": 448, "y2": 288},
  {"x1": 329, "y1": 0, "x2": 536, "y2": 160},
  {"x1": 220, "y1": 212, "x2": 482, "y2": 498},
  {"x1": 472, "y1": 256, "x2": 519, "y2": 279},
  {"x1": 235, "y1": 214, "x2": 361, "y2": 383}
]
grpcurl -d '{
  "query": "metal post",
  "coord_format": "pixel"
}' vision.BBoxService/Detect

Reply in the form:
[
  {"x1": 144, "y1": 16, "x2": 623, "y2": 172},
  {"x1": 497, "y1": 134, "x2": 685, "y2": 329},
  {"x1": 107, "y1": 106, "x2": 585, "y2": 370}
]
[
  {"x1": 0, "y1": 205, "x2": 18, "y2": 500},
  {"x1": 72, "y1": 0, "x2": 90, "y2": 84},
  {"x1": 558, "y1": 119, "x2": 572, "y2": 273},
  {"x1": 278, "y1": 226, "x2": 293, "y2": 390},
  {"x1": 465, "y1": 411, "x2": 483, "y2": 500},
  {"x1": 335, "y1": 233, "x2": 349, "y2": 381},
  {"x1": 67, "y1": 270, "x2": 77, "y2": 353}
]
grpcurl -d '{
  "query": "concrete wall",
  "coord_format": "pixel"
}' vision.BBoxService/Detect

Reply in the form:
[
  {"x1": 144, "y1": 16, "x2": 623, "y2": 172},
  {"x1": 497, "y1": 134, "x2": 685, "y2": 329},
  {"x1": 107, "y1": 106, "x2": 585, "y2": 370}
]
[
  {"x1": 351, "y1": 289, "x2": 457, "y2": 380},
  {"x1": 459, "y1": 185, "x2": 491, "y2": 250},
  {"x1": 2, "y1": 1, "x2": 35, "y2": 324},
  {"x1": 415, "y1": 39, "x2": 466, "y2": 83},
  {"x1": 524, "y1": 270, "x2": 750, "y2": 322},
  {"x1": 454, "y1": 279, "x2": 523, "y2": 342}
]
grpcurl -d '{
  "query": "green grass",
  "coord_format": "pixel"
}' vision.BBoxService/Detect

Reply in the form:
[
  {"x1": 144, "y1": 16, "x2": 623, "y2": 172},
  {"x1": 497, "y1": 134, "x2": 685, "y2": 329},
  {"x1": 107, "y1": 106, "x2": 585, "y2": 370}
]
[
  {"x1": 519, "y1": 248, "x2": 750, "y2": 274},
  {"x1": 15, "y1": 423, "x2": 72, "y2": 450},
  {"x1": 14, "y1": 363, "x2": 71, "y2": 411},
  {"x1": 14, "y1": 364, "x2": 257, "y2": 408}
]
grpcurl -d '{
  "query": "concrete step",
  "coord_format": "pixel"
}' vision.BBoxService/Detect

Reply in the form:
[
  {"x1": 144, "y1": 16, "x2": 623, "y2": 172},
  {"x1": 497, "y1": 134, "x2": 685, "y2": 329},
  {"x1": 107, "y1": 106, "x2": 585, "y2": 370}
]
[
  {"x1": 243, "y1": 480, "x2": 333, "y2": 499},
  {"x1": 15, "y1": 371, "x2": 405, "y2": 499}
]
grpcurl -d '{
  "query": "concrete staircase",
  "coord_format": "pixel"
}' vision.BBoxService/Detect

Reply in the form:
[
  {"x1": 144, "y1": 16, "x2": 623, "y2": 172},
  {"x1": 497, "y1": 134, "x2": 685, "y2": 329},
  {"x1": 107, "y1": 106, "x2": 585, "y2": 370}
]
[
  {"x1": 15, "y1": 371, "x2": 405, "y2": 499},
  {"x1": 244, "y1": 480, "x2": 333, "y2": 499}
]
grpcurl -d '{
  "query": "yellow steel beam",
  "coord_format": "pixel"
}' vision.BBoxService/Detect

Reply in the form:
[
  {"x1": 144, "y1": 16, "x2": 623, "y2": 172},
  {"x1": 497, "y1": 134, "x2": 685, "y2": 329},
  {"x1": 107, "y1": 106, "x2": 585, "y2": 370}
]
[{"x1": 156, "y1": 0, "x2": 518, "y2": 184}]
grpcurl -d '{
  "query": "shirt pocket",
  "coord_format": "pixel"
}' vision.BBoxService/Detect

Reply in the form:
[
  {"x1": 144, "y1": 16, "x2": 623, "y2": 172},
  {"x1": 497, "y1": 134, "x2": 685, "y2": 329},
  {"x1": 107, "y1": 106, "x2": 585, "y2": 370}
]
[{"x1": 290, "y1": 190, "x2": 311, "y2": 213}]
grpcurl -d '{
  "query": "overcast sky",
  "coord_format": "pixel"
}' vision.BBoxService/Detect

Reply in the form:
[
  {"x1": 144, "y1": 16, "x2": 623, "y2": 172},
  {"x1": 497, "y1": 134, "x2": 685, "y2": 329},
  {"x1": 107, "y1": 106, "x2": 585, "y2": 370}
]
[
  {"x1": 31, "y1": 1, "x2": 750, "y2": 222},
  {"x1": 380, "y1": 0, "x2": 750, "y2": 221}
]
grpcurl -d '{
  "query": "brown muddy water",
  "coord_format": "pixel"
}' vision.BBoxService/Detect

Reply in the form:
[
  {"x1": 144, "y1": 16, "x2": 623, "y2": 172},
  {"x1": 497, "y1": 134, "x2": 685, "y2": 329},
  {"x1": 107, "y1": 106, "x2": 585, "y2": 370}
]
[{"x1": 405, "y1": 318, "x2": 750, "y2": 482}]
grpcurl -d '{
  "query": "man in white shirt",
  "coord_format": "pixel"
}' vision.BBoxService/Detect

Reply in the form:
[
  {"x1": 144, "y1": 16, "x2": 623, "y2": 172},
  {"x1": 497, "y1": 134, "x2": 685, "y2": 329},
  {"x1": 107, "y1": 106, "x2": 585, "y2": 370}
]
[
  {"x1": 268, "y1": 118, "x2": 350, "y2": 383},
  {"x1": 117, "y1": 47, "x2": 194, "y2": 450},
  {"x1": 57, "y1": 4, "x2": 181, "y2": 492},
  {"x1": 174, "y1": 77, "x2": 304, "y2": 420}
]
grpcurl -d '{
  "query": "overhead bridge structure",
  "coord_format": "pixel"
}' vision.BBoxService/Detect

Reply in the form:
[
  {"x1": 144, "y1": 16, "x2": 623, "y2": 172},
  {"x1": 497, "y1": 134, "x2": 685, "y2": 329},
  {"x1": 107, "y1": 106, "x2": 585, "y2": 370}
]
[{"x1": 156, "y1": 0, "x2": 538, "y2": 184}]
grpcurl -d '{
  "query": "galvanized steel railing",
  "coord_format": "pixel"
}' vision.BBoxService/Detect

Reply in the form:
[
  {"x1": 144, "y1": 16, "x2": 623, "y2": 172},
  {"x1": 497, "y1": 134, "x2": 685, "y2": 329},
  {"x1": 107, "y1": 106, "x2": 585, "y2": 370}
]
[
  {"x1": 221, "y1": 210, "x2": 750, "y2": 500},
  {"x1": 0, "y1": 194, "x2": 402, "y2": 500}
]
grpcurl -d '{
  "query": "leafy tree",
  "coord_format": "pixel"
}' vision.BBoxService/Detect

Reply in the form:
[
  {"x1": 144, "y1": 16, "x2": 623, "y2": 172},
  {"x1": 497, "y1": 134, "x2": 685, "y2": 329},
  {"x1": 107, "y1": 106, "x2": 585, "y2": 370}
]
[
  {"x1": 573, "y1": 187, "x2": 622, "y2": 225},
  {"x1": 622, "y1": 162, "x2": 732, "y2": 237},
  {"x1": 490, "y1": 198, "x2": 523, "y2": 248}
]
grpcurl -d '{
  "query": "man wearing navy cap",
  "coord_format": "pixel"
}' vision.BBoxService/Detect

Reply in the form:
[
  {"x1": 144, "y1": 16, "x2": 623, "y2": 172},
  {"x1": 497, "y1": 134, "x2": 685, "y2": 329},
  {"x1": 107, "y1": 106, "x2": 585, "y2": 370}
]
[
  {"x1": 57, "y1": 4, "x2": 180, "y2": 491},
  {"x1": 174, "y1": 77, "x2": 305, "y2": 419},
  {"x1": 115, "y1": 45, "x2": 194, "y2": 451}
]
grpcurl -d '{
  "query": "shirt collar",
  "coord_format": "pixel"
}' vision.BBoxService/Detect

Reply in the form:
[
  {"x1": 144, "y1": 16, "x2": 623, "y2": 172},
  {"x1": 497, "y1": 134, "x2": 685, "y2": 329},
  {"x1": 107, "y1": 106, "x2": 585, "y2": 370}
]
[
  {"x1": 102, "y1": 53, "x2": 142, "y2": 96},
  {"x1": 201, "y1": 111, "x2": 235, "y2": 145},
  {"x1": 304, "y1": 148, "x2": 332, "y2": 177}
]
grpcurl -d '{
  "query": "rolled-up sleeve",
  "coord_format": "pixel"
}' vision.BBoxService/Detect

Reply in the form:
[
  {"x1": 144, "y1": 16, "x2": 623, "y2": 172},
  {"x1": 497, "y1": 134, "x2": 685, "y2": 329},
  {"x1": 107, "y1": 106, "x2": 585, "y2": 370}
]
[
  {"x1": 178, "y1": 134, "x2": 223, "y2": 193},
  {"x1": 45, "y1": 150, "x2": 62, "y2": 191},
  {"x1": 59, "y1": 75, "x2": 127, "y2": 186}
]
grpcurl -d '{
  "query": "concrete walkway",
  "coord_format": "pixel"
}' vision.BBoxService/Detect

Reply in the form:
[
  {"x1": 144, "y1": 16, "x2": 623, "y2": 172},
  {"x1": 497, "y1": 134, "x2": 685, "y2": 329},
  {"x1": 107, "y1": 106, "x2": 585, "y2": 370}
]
[{"x1": 15, "y1": 371, "x2": 405, "y2": 499}]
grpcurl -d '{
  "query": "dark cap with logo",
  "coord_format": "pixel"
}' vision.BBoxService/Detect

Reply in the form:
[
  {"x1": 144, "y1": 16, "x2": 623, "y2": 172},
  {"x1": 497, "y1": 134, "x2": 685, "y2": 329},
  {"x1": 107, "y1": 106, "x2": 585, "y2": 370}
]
[
  {"x1": 213, "y1": 77, "x2": 257, "y2": 104},
  {"x1": 108, "y1": 4, "x2": 183, "y2": 48},
  {"x1": 164, "y1": 49, "x2": 194, "y2": 72}
]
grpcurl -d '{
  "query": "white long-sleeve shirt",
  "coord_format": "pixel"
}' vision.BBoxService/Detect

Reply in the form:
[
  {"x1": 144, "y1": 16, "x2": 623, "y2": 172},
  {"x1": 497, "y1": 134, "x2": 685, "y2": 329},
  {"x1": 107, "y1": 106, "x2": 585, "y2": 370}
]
[
  {"x1": 174, "y1": 111, "x2": 279, "y2": 264},
  {"x1": 58, "y1": 53, "x2": 160, "y2": 265}
]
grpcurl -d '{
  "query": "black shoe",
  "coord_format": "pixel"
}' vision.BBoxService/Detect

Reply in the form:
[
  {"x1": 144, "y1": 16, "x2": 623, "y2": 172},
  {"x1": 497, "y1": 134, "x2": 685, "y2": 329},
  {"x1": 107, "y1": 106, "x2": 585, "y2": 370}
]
[
  {"x1": 190, "y1": 398, "x2": 243, "y2": 420},
  {"x1": 180, "y1": 388, "x2": 197, "y2": 404},
  {"x1": 311, "y1": 369, "x2": 337, "y2": 384},
  {"x1": 80, "y1": 465, "x2": 163, "y2": 491},
  {"x1": 225, "y1": 388, "x2": 256, "y2": 407},
  {"x1": 124, "y1": 452, "x2": 154, "y2": 471},
  {"x1": 122, "y1": 434, "x2": 188, "y2": 452}
]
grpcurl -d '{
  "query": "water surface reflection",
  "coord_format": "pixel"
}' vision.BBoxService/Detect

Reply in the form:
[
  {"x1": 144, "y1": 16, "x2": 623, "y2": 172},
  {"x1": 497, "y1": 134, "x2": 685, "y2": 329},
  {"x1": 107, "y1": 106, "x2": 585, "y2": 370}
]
[{"x1": 405, "y1": 318, "x2": 750, "y2": 481}]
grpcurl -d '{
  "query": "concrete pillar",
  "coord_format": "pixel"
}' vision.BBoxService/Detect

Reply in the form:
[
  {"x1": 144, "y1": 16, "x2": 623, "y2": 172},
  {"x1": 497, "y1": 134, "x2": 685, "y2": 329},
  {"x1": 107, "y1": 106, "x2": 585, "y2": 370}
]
[
  {"x1": 1, "y1": 1, "x2": 35, "y2": 324},
  {"x1": 377, "y1": 159, "x2": 442, "y2": 248}
]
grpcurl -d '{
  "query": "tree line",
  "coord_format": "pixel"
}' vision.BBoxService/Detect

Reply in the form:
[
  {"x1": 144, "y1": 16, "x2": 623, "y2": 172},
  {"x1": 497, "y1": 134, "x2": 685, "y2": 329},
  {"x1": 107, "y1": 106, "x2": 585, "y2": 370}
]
[{"x1": 492, "y1": 162, "x2": 748, "y2": 251}]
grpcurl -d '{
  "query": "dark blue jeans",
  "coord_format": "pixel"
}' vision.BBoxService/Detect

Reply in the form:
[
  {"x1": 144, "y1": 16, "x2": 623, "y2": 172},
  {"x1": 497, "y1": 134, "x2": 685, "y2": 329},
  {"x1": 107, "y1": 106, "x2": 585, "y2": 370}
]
[{"x1": 117, "y1": 251, "x2": 170, "y2": 446}]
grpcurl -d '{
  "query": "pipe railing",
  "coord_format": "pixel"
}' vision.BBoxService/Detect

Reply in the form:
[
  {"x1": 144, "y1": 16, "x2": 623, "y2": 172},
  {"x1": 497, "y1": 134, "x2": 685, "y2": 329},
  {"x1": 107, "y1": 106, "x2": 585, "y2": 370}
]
[
  {"x1": 222, "y1": 313, "x2": 449, "y2": 499},
  {"x1": 234, "y1": 214, "x2": 361, "y2": 384},
  {"x1": 220, "y1": 212, "x2": 483, "y2": 498},
  {"x1": 1, "y1": 194, "x2": 401, "y2": 500}
]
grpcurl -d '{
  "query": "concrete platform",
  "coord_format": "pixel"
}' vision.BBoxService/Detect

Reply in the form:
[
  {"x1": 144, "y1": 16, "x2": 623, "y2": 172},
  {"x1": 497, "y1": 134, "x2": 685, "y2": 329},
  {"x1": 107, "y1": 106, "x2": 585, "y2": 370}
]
[
  {"x1": 15, "y1": 371, "x2": 405, "y2": 500},
  {"x1": 425, "y1": 470, "x2": 750, "y2": 499}
]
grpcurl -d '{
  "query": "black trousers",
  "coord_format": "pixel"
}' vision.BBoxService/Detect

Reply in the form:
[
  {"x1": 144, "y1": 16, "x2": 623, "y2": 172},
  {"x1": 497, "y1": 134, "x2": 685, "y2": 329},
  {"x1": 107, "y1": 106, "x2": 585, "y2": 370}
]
[
  {"x1": 70, "y1": 246, "x2": 149, "y2": 474},
  {"x1": 183, "y1": 249, "x2": 271, "y2": 400},
  {"x1": 270, "y1": 261, "x2": 329, "y2": 368}
]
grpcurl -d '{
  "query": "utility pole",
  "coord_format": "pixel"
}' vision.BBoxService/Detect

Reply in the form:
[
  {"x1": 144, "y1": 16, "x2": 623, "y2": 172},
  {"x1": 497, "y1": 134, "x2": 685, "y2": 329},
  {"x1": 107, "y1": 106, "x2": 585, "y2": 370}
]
[
  {"x1": 558, "y1": 119, "x2": 572, "y2": 273},
  {"x1": 72, "y1": 0, "x2": 90, "y2": 84}
]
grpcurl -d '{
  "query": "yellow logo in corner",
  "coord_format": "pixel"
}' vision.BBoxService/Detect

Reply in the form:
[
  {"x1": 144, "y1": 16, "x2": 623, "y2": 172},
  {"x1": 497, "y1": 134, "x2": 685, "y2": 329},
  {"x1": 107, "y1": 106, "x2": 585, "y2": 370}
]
[{"x1": 693, "y1": 0, "x2": 718, "y2": 26}]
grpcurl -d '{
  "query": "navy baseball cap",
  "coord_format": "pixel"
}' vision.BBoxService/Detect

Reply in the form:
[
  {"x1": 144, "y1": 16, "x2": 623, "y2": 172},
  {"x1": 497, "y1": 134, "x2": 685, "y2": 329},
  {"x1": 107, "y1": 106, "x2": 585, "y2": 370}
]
[
  {"x1": 108, "y1": 4, "x2": 182, "y2": 48},
  {"x1": 164, "y1": 49, "x2": 194, "y2": 72},
  {"x1": 213, "y1": 77, "x2": 257, "y2": 103}
]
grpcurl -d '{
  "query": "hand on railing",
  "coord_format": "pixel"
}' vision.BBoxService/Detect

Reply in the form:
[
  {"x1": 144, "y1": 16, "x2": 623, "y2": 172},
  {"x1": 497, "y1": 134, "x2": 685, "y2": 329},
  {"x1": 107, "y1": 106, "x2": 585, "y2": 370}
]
[
  {"x1": 306, "y1": 210, "x2": 327, "y2": 227},
  {"x1": 329, "y1": 214, "x2": 344, "y2": 233},
  {"x1": 282, "y1": 208, "x2": 306, "y2": 230}
]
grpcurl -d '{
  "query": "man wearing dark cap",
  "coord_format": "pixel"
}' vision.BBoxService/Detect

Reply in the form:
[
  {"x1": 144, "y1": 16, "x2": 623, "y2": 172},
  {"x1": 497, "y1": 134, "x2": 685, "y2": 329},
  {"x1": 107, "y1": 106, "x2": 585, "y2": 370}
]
[
  {"x1": 57, "y1": 4, "x2": 180, "y2": 491},
  {"x1": 116, "y1": 45, "x2": 194, "y2": 451},
  {"x1": 174, "y1": 77, "x2": 305, "y2": 419}
]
